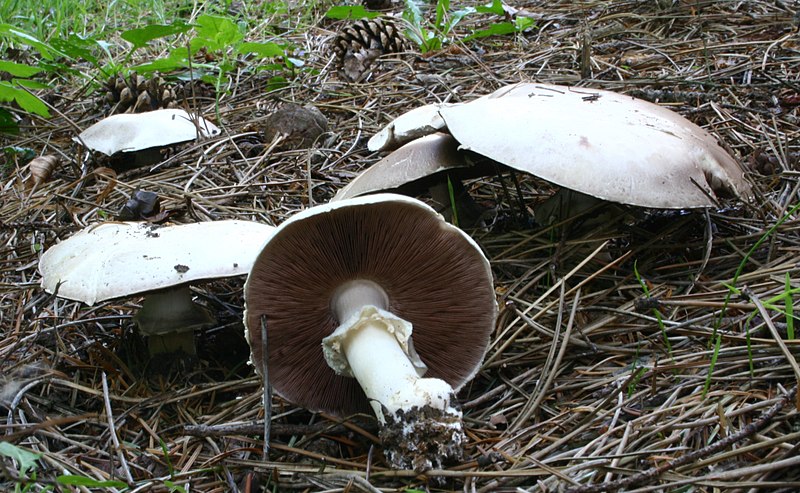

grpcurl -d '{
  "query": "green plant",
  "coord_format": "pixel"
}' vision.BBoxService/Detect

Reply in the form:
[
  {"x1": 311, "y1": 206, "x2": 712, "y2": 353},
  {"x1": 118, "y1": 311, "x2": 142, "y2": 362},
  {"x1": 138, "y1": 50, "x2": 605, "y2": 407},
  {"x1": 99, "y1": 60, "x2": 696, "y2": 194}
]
[
  {"x1": 633, "y1": 259, "x2": 673, "y2": 357},
  {"x1": 705, "y1": 200, "x2": 800, "y2": 395},
  {"x1": 400, "y1": 0, "x2": 534, "y2": 53},
  {"x1": 132, "y1": 14, "x2": 294, "y2": 87}
]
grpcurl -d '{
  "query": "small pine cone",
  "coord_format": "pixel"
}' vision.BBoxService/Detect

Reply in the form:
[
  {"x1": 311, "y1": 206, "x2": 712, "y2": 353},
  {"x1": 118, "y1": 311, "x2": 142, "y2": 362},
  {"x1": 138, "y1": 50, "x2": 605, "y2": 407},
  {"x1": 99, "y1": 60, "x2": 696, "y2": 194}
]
[
  {"x1": 333, "y1": 18, "x2": 409, "y2": 82},
  {"x1": 98, "y1": 73, "x2": 178, "y2": 114},
  {"x1": 29, "y1": 155, "x2": 59, "y2": 185}
]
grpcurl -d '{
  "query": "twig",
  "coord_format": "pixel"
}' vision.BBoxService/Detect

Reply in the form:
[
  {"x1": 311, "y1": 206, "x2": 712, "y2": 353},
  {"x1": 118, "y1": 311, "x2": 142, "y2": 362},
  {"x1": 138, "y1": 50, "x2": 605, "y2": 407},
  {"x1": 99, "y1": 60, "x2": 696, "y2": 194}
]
[{"x1": 101, "y1": 372, "x2": 134, "y2": 485}]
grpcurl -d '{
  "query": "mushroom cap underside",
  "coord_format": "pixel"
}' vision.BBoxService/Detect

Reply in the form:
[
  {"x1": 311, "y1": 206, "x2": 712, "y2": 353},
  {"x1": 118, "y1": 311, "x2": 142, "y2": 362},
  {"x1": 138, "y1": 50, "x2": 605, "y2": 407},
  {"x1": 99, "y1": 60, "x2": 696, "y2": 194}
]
[
  {"x1": 334, "y1": 133, "x2": 478, "y2": 201},
  {"x1": 244, "y1": 194, "x2": 497, "y2": 416},
  {"x1": 75, "y1": 109, "x2": 220, "y2": 156},
  {"x1": 439, "y1": 83, "x2": 752, "y2": 208},
  {"x1": 39, "y1": 220, "x2": 275, "y2": 305}
]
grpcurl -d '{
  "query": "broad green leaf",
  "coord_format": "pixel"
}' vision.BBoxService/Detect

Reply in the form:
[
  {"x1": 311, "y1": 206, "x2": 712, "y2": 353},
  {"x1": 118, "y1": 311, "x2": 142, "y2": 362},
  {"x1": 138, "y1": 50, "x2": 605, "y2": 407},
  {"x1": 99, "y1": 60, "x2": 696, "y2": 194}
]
[
  {"x1": 515, "y1": 16, "x2": 535, "y2": 31},
  {"x1": 0, "y1": 61, "x2": 41, "y2": 77},
  {"x1": 466, "y1": 22, "x2": 516, "y2": 39},
  {"x1": 133, "y1": 47, "x2": 191, "y2": 73},
  {"x1": 0, "y1": 25, "x2": 68, "y2": 60},
  {"x1": 121, "y1": 21, "x2": 192, "y2": 49},
  {"x1": 57, "y1": 475, "x2": 128, "y2": 487},
  {"x1": 266, "y1": 75, "x2": 289, "y2": 91},
  {"x1": 237, "y1": 41, "x2": 285, "y2": 58},
  {"x1": 193, "y1": 14, "x2": 243, "y2": 52},
  {"x1": 324, "y1": 5, "x2": 379, "y2": 19},
  {"x1": 0, "y1": 82, "x2": 50, "y2": 117},
  {"x1": 465, "y1": 19, "x2": 531, "y2": 40},
  {"x1": 50, "y1": 35, "x2": 100, "y2": 65},
  {"x1": 475, "y1": 0, "x2": 505, "y2": 15},
  {"x1": 0, "y1": 442, "x2": 41, "y2": 475}
]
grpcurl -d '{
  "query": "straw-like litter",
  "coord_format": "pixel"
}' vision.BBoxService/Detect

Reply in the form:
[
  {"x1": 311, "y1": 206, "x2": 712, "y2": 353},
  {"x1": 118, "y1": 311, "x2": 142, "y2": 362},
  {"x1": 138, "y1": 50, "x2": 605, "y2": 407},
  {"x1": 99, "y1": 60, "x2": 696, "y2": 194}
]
[{"x1": 2, "y1": 1, "x2": 799, "y2": 491}]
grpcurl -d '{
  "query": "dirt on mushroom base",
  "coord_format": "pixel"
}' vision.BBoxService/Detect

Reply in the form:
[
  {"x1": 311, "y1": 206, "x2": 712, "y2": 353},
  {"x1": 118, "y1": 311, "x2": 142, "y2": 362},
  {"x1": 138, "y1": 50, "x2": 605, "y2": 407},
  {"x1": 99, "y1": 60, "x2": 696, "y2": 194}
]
[{"x1": 1, "y1": 1, "x2": 799, "y2": 492}]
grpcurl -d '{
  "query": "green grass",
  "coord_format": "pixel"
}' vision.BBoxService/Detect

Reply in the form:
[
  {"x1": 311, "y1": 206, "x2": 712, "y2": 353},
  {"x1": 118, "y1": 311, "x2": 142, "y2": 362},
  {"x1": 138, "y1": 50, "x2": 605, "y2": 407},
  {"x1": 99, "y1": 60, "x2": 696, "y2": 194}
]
[{"x1": 0, "y1": 0, "x2": 197, "y2": 42}]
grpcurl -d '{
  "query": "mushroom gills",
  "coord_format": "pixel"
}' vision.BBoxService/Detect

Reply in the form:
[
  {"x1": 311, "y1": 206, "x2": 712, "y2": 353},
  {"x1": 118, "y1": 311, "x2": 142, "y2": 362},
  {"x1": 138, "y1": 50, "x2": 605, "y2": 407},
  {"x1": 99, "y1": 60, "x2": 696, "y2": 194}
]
[{"x1": 133, "y1": 285, "x2": 216, "y2": 356}]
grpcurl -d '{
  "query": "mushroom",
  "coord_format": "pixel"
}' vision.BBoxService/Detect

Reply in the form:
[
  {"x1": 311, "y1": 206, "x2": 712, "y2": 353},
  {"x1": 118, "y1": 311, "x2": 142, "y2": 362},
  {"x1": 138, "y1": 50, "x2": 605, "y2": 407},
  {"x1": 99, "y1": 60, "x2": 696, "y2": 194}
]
[
  {"x1": 367, "y1": 103, "x2": 447, "y2": 152},
  {"x1": 367, "y1": 83, "x2": 752, "y2": 210},
  {"x1": 244, "y1": 194, "x2": 497, "y2": 470},
  {"x1": 335, "y1": 133, "x2": 470, "y2": 200},
  {"x1": 334, "y1": 133, "x2": 493, "y2": 226},
  {"x1": 75, "y1": 109, "x2": 220, "y2": 169},
  {"x1": 39, "y1": 220, "x2": 275, "y2": 356}
]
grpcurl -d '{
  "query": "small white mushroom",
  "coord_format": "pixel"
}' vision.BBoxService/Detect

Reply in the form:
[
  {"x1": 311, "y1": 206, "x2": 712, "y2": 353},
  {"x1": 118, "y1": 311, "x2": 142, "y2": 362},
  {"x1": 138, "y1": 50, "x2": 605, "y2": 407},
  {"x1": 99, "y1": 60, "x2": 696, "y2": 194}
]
[
  {"x1": 367, "y1": 103, "x2": 448, "y2": 152},
  {"x1": 244, "y1": 194, "x2": 497, "y2": 470},
  {"x1": 40, "y1": 220, "x2": 274, "y2": 355},
  {"x1": 75, "y1": 109, "x2": 220, "y2": 156}
]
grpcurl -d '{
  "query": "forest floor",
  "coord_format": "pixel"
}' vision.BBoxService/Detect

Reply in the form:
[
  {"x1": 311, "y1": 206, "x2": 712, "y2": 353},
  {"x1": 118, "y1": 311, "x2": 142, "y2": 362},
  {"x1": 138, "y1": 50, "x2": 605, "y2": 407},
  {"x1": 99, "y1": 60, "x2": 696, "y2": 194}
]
[{"x1": 1, "y1": 1, "x2": 800, "y2": 492}]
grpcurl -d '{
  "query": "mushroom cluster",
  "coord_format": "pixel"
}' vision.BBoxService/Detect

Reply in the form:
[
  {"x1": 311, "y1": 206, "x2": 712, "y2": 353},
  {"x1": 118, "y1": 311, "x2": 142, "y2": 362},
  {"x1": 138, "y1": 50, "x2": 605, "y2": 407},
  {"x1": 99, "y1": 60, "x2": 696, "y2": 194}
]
[
  {"x1": 38, "y1": 81, "x2": 755, "y2": 474},
  {"x1": 243, "y1": 194, "x2": 497, "y2": 470},
  {"x1": 339, "y1": 83, "x2": 753, "y2": 214}
]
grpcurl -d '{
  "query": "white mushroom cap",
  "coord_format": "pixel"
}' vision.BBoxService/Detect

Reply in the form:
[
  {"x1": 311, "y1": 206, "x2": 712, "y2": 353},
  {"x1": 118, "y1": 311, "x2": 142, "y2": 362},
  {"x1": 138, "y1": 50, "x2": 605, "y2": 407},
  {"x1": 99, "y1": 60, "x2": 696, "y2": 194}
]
[
  {"x1": 40, "y1": 220, "x2": 275, "y2": 305},
  {"x1": 367, "y1": 103, "x2": 448, "y2": 152},
  {"x1": 439, "y1": 83, "x2": 752, "y2": 208},
  {"x1": 334, "y1": 133, "x2": 470, "y2": 201},
  {"x1": 74, "y1": 109, "x2": 221, "y2": 156}
]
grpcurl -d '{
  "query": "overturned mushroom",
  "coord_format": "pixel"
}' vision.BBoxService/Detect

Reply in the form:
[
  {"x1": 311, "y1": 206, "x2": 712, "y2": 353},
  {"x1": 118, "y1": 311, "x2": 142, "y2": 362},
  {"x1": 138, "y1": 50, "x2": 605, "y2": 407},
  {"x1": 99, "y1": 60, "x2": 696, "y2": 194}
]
[
  {"x1": 368, "y1": 83, "x2": 752, "y2": 210},
  {"x1": 244, "y1": 194, "x2": 497, "y2": 470},
  {"x1": 39, "y1": 220, "x2": 274, "y2": 356}
]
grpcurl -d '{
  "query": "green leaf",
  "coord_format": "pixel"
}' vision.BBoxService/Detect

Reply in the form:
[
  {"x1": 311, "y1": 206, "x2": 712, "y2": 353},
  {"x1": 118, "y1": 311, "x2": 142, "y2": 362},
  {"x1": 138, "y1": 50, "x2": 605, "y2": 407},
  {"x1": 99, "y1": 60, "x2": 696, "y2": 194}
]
[
  {"x1": 0, "y1": 24, "x2": 62, "y2": 60},
  {"x1": 237, "y1": 41, "x2": 285, "y2": 58},
  {"x1": 0, "y1": 109, "x2": 20, "y2": 134},
  {"x1": 133, "y1": 47, "x2": 192, "y2": 73},
  {"x1": 0, "y1": 442, "x2": 41, "y2": 475},
  {"x1": 50, "y1": 35, "x2": 100, "y2": 66},
  {"x1": 0, "y1": 82, "x2": 50, "y2": 117},
  {"x1": 475, "y1": 0, "x2": 505, "y2": 15},
  {"x1": 121, "y1": 21, "x2": 192, "y2": 49},
  {"x1": 324, "y1": 5, "x2": 379, "y2": 19},
  {"x1": 193, "y1": 14, "x2": 243, "y2": 52},
  {"x1": 56, "y1": 475, "x2": 128, "y2": 487},
  {"x1": 13, "y1": 78, "x2": 49, "y2": 90},
  {"x1": 435, "y1": 0, "x2": 450, "y2": 29},
  {"x1": 466, "y1": 21, "x2": 517, "y2": 39},
  {"x1": 786, "y1": 272, "x2": 795, "y2": 339},
  {"x1": 164, "y1": 480, "x2": 188, "y2": 493},
  {"x1": 0, "y1": 61, "x2": 41, "y2": 78}
]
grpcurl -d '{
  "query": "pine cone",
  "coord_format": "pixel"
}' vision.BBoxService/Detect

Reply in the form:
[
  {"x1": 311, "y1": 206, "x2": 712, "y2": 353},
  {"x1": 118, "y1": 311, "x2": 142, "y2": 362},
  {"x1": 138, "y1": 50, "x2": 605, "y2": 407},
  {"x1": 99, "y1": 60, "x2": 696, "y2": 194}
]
[
  {"x1": 99, "y1": 73, "x2": 178, "y2": 114},
  {"x1": 333, "y1": 18, "x2": 409, "y2": 82}
]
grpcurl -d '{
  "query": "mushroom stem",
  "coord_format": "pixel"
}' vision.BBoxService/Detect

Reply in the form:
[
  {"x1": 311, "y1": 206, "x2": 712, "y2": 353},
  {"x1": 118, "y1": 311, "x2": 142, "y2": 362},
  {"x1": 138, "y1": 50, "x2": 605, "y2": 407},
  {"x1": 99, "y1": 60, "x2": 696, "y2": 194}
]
[
  {"x1": 134, "y1": 285, "x2": 216, "y2": 356},
  {"x1": 331, "y1": 307, "x2": 455, "y2": 420},
  {"x1": 323, "y1": 280, "x2": 465, "y2": 470}
]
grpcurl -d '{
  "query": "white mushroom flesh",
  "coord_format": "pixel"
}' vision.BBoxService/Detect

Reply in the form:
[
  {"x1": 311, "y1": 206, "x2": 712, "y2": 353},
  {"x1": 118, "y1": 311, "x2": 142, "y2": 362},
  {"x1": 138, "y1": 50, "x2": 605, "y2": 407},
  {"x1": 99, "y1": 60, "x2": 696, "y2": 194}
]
[{"x1": 322, "y1": 280, "x2": 460, "y2": 423}]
